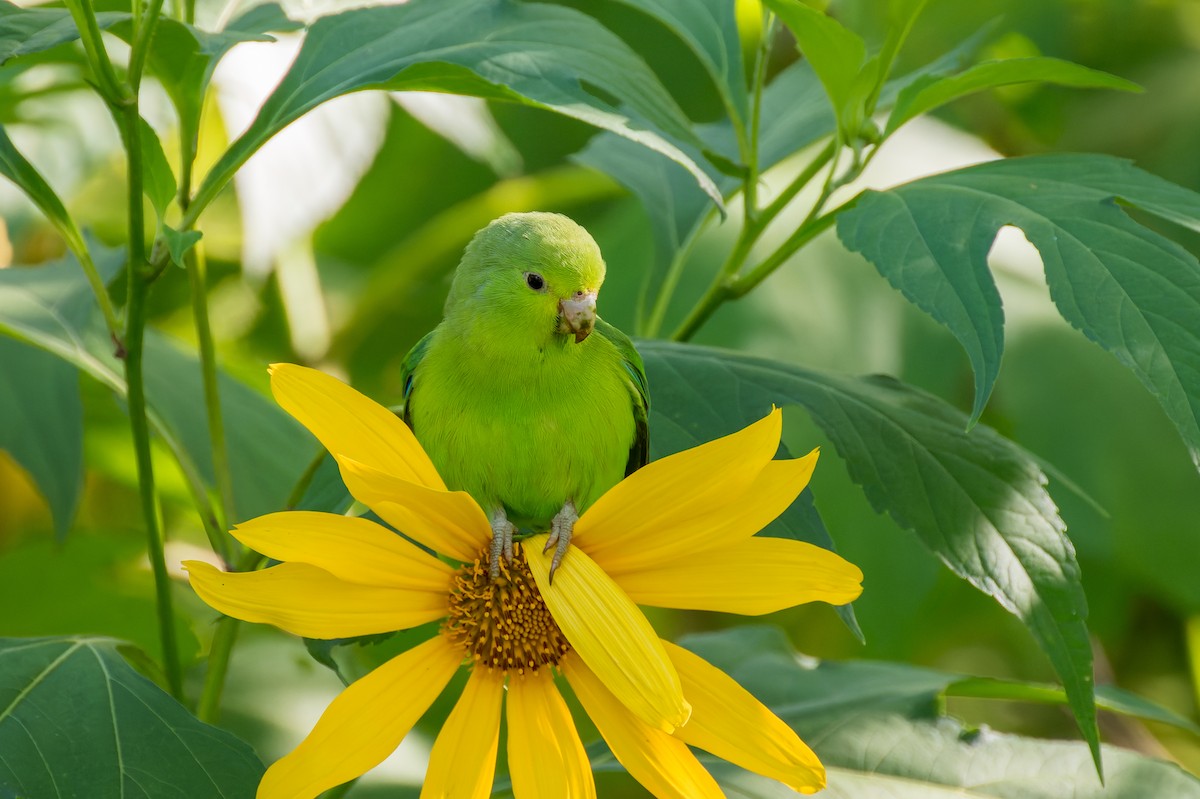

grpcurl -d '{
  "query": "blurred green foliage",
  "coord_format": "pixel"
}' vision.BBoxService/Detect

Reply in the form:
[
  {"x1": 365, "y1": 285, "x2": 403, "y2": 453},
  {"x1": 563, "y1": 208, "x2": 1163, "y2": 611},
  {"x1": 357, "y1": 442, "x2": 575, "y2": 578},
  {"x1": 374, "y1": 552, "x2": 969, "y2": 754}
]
[{"x1": 1, "y1": 0, "x2": 1199, "y2": 795}]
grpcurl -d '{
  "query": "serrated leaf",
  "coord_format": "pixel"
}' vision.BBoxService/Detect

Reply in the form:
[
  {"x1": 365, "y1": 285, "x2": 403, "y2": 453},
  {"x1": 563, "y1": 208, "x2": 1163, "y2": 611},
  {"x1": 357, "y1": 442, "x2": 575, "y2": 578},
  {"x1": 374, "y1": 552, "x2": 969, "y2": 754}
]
[
  {"x1": 646, "y1": 348, "x2": 862, "y2": 638},
  {"x1": 162, "y1": 225, "x2": 202, "y2": 267},
  {"x1": 608, "y1": 0, "x2": 748, "y2": 122},
  {"x1": 192, "y1": 0, "x2": 721, "y2": 219},
  {"x1": 837, "y1": 154, "x2": 1200, "y2": 464},
  {"x1": 762, "y1": 0, "x2": 867, "y2": 130},
  {"x1": 887, "y1": 57, "x2": 1141, "y2": 134},
  {"x1": 640, "y1": 340, "x2": 1099, "y2": 769},
  {"x1": 0, "y1": 0, "x2": 126, "y2": 64},
  {"x1": 0, "y1": 637, "x2": 263, "y2": 797},
  {"x1": 0, "y1": 339, "x2": 81, "y2": 538}
]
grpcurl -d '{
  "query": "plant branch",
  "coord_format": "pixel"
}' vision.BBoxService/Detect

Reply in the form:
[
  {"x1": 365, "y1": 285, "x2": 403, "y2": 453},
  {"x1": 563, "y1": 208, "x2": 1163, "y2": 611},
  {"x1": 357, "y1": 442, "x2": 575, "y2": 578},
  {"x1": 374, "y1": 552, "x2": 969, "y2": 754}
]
[
  {"x1": 119, "y1": 104, "x2": 185, "y2": 701},
  {"x1": 128, "y1": 0, "x2": 166, "y2": 91},
  {"x1": 184, "y1": 243, "x2": 237, "y2": 539},
  {"x1": 196, "y1": 615, "x2": 239, "y2": 722},
  {"x1": 65, "y1": 0, "x2": 131, "y2": 107}
]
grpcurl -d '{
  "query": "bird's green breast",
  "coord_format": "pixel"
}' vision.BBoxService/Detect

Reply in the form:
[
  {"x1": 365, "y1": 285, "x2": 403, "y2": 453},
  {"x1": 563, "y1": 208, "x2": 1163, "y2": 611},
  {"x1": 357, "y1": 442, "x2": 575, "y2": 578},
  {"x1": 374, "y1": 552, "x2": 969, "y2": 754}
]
[{"x1": 409, "y1": 325, "x2": 636, "y2": 529}]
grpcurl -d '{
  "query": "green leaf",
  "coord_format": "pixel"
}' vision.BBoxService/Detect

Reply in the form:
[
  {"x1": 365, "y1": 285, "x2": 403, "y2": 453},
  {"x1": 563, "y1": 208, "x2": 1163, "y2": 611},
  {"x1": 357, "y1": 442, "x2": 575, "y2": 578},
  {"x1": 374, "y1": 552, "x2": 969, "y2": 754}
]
[
  {"x1": 640, "y1": 340, "x2": 1099, "y2": 769},
  {"x1": 162, "y1": 225, "x2": 202, "y2": 268},
  {"x1": 762, "y1": 0, "x2": 867, "y2": 131},
  {"x1": 837, "y1": 154, "x2": 1200, "y2": 463},
  {"x1": 948, "y1": 678, "x2": 1200, "y2": 736},
  {"x1": 577, "y1": 60, "x2": 834, "y2": 330},
  {"x1": 113, "y1": 5, "x2": 299, "y2": 169},
  {"x1": 0, "y1": 244, "x2": 312, "y2": 523},
  {"x1": 607, "y1": 0, "x2": 748, "y2": 122},
  {"x1": 0, "y1": 637, "x2": 263, "y2": 797},
  {"x1": 0, "y1": 0, "x2": 126, "y2": 64},
  {"x1": 0, "y1": 124, "x2": 88, "y2": 259},
  {"x1": 645, "y1": 351, "x2": 862, "y2": 639},
  {"x1": 0, "y1": 537, "x2": 198, "y2": 664},
  {"x1": 138, "y1": 117, "x2": 176, "y2": 220},
  {"x1": 192, "y1": 0, "x2": 721, "y2": 221},
  {"x1": 674, "y1": 628, "x2": 1200, "y2": 798},
  {"x1": 0, "y1": 338, "x2": 81, "y2": 538},
  {"x1": 886, "y1": 57, "x2": 1141, "y2": 134}
]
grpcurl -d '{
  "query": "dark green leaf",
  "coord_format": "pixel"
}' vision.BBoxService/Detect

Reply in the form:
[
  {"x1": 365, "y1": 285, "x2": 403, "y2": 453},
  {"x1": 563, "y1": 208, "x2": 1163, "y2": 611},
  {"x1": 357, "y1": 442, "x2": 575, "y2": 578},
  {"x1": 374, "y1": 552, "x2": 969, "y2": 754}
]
[
  {"x1": 645, "y1": 349, "x2": 862, "y2": 639},
  {"x1": 837, "y1": 154, "x2": 1200, "y2": 464},
  {"x1": 0, "y1": 637, "x2": 263, "y2": 798},
  {"x1": 641, "y1": 340, "x2": 1098, "y2": 768},
  {"x1": 162, "y1": 225, "x2": 202, "y2": 268},
  {"x1": 0, "y1": 339, "x2": 81, "y2": 538},
  {"x1": 607, "y1": 0, "x2": 748, "y2": 122},
  {"x1": 762, "y1": 0, "x2": 867, "y2": 129},
  {"x1": 193, "y1": 0, "x2": 721, "y2": 219},
  {"x1": 0, "y1": 0, "x2": 126, "y2": 64},
  {"x1": 887, "y1": 57, "x2": 1141, "y2": 134}
]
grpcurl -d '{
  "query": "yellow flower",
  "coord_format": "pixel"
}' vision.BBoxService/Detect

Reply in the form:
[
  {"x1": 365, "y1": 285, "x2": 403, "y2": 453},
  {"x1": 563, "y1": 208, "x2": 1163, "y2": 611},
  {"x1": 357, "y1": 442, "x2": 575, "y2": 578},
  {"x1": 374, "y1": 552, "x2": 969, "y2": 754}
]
[{"x1": 185, "y1": 364, "x2": 863, "y2": 799}]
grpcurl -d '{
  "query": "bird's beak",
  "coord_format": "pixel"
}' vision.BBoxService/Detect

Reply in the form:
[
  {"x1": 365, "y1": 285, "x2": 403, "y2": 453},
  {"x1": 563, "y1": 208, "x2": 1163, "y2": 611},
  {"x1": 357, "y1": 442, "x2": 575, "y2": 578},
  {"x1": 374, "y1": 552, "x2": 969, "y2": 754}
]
[{"x1": 558, "y1": 292, "x2": 597, "y2": 343}]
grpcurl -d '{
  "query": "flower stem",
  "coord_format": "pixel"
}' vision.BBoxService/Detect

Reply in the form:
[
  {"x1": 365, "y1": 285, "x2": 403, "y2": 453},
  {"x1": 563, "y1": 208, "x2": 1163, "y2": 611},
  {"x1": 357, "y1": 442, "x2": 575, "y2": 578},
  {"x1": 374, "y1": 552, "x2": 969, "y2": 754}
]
[
  {"x1": 286, "y1": 448, "x2": 328, "y2": 510},
  {"x1": 120, "y1": 104, "x2": 185, "y2": 701},
  {"x1": 64, "y1": 0, "x2": 130, "y2": 108},
  {"x1": 184, "y1": 243, "x2": 237, "y2": 537},
  {"x1": 196, "y1": 615, "x2": 239, "y2": 722}
]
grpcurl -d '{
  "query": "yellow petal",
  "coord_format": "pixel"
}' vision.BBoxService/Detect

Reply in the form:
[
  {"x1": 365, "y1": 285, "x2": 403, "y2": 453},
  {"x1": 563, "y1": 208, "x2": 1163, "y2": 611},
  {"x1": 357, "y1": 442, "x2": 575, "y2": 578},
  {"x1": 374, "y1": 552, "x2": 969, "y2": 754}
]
[
  {"x1": 507, "y1": 672, "x2": 596, "y2": 799},
  {"x1": 599, "y1": 451, "x2": 820, "y2": 575},
  {"x1": 525, "y1": 537, "x2": 689, "y2": 733},
  {"x1": 231, "y1": 511, "x2": 453, "y2": 590},
  {"x1": 562, "y1": 653, "x2": 723, "y2": 799},
  {"x1": 258, "y1": 636, "x2": 461, "y2": 799},
  {"x1": 612, "y1": 537, "x2": 863, "y2": 614},
  {"x1": 184, "y1": 561, "x2": 447, "y2": 638},
  {"x1": 573, "y1": 409, "x2": 781, "y2": 565},
  {"x1": 269, "y1": 363, "x2": 445, "y2": 490},
  {"x1": 664, "y1": 640, "x2": 825, "y2": 794},
  {"x1": 338, "y1": 457, "x2": 488, "y2": 562},
  {"x1": 421, "y1": 668, "x2": 502, "y2": 799}
]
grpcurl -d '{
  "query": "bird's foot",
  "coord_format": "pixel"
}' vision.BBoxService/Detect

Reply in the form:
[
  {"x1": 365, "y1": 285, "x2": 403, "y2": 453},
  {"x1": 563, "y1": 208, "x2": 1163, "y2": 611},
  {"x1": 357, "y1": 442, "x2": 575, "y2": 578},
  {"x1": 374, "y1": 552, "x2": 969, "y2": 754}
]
[
  {"x1": 544, "y1": 499, "x2": 578, "y2": 585},
  {"x1": 489, "y1": 511, "x2": 515, "y2": 580}
]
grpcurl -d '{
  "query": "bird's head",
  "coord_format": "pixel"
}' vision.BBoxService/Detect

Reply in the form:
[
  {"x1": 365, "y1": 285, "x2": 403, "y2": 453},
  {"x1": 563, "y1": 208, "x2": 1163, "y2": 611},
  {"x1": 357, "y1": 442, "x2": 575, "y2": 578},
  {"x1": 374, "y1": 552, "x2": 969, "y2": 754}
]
[{"x1": 447, "y1": 212, "x2": 606, "y2": 345}]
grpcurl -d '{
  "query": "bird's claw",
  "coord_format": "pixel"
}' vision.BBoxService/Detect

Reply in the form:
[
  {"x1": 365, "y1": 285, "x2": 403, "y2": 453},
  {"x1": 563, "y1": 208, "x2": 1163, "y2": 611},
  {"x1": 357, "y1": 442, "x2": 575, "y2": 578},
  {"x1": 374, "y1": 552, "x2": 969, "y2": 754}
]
[
  {"x1": 489, "y1": 512, "x2": 515, "y2": 580},
  {"x1": 544, "y1": 500, "x2": 578, "y2": 585}
]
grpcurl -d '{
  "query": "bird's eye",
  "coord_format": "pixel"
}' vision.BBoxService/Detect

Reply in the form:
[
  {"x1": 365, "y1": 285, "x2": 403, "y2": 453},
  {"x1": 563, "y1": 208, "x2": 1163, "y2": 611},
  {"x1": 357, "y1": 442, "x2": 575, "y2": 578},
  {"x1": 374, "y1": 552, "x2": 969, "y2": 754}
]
[{"x1": 524, "y1": 272, "x2": 546, "y2": 291}]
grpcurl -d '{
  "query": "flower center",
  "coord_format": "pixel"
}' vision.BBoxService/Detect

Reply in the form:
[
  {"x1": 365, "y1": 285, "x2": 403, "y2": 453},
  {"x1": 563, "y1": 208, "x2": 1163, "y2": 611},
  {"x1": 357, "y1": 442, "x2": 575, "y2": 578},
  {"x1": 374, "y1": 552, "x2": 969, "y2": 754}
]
[{"x1": 443, "y1": 542, "x2": 571, "y2": 674}]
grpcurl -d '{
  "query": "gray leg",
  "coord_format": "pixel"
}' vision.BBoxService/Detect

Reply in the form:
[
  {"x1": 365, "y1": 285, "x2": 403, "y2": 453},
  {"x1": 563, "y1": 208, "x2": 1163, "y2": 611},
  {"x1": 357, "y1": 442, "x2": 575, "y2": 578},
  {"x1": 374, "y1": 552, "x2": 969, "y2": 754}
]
[
  {"x1": 489, "y1": 508, "x2": 515, "y2": 580},
  {"x1": 544, "y1": 499, "x2": 578, "y2": 585}
]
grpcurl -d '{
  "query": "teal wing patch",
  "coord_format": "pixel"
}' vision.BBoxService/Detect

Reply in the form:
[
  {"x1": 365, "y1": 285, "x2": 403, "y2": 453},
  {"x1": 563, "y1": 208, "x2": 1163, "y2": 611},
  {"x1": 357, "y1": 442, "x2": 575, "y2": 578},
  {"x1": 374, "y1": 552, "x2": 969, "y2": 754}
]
[
  {"x1": 596, "y1": 318, "x2": 650, "y2": 474},
  {"x1": 397, "y1": 331, "x2": 435, "y2": 427}
]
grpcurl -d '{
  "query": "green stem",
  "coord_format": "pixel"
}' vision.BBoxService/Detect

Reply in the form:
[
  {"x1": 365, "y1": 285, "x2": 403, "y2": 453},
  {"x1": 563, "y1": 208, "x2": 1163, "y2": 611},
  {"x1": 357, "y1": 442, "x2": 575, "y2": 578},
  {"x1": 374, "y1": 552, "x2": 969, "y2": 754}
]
[
  {"x1": 184, "y1": 243, "x2": 237, "y2": 537},
  {"x1": 120, "y1": 105, "x2": 185, "y2": 701},
  {"x1": 286, "y1": 449, "x2": 328, "y2": 510},
  {"x1": 1187, "y1": 616, "x2": 1200, "y2": 718},
  {"x1": 63, "y1": 230, "x2": 124, "y2": 350},
  {"x1": 728, "y1": 203, "x2": 845, "y2": 298},
  {"x1": 128, "y1": 0, "x2": 166, "y2": 91},
  {"x1": 65, "y1": 0, "x2": 131, "y2": 107},
  {"x1": 196, "y1": 615, "x2": 239, "y2": 722},
  {"x1": 758, "y1": 141, "x2": 836, "y2": 231}
]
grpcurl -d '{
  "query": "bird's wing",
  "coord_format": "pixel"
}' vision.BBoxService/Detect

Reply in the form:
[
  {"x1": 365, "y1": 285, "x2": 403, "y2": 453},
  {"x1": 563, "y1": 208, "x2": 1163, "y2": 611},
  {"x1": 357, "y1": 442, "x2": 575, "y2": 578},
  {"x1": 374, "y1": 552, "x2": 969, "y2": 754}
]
[
  {"x1": 596, "y1": 318, "x2": 650, "y2": 475},
  {"x1": 397, "y1": 330, "x2": 436, "y2": 427}
]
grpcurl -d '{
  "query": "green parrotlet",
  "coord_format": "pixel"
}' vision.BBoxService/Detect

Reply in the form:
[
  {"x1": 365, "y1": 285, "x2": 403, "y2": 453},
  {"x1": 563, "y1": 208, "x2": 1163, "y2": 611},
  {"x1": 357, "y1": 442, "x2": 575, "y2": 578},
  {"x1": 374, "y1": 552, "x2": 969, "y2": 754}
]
[{"x1": 397, "y1": 212, "x2": 649, "y2": 580}]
